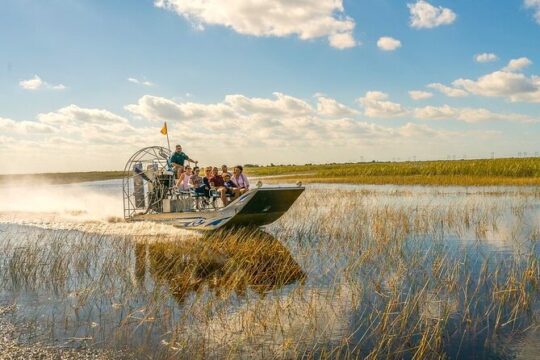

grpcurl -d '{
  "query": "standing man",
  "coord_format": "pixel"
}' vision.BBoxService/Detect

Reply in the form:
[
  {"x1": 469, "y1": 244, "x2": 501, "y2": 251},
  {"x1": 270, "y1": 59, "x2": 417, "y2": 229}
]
[{"x1": 170, "y1": 144, "x2": 197, "y2": 181}]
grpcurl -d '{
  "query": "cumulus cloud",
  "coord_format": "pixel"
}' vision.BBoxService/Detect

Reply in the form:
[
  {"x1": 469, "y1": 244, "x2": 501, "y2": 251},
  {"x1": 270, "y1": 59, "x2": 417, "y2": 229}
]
[
  {"x1": 398, "y1": 122, "x2": 448, "y2": 138},
  {"x1": 30, "y1": 105, "x2": 152, "y2": 150},
  {"x1": 126, "y1": 92, "x2": 315, "y2": 123},
  {"x1": 154, "y1": 0, "x2": 357, "y2": 49},
  {"x1": 427, "y1": 83, "x2": 469, "y2": 97},
  {"x1": 328, "y1": 32, "x2": 356, "y2": 50},
  {"x1": 414, "y1": 105, "x2": 536, "y2": 123},
  {"x1": 0, "y1": 117, "x2": 57, "y2": 134},
  {"x1": 409, "y1": 90, "x2": 433, "y2": 100},
  {"x1": 452, "y1": 73, "x2": 540, "y2": 103},
  {"x1": 502, "y1": 57, "x2": 532, "y2": 71},
  {"x1": 408, "y1": 1, "x2": 456, "y2": 29},
  {"x1": 127, "y1": 77, "x2": 154, "y2": 86},
  {"x1": 19, "y1": 75, "x2": 66, "y2": 91},
  {"x1": 377, "y1": 36, "x2": 401, "y2": 51},
  {"x1": 316, "y1": 96, "x2": 358, "y2": 117},
  {"x1": 452, "y1": 71, "x2": 535, "y2": 97},
  {"x1": 426, "y1": 57, "x2": 540, "y2": 102},
  {"x1": 357, "y1": 91, "x2": 409, "y2": 118},
  {"x1": 0, "y1": 108, "x2": 151, "y2": 173},
  {"x1": 38, "y1": 105, "x2": 130, "y2": 126},
  {"x1": 525, "y1": 0, "x2": 540, "y2": 23},
  {"x1": 474, "y1": 53, "x2": 498, "y2": 63},
  {"x1": 19, "y1": 75, "x2": 43, "y2": 90},
  {"x1": 125, "y1": 92, "x2": 465, "y2": 153}
]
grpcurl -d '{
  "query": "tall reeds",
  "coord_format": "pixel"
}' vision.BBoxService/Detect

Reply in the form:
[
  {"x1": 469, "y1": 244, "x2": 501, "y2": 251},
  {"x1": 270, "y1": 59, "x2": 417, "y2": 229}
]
[{"x1": 247, "y1": 157, "x2": 540, "y2": 186}]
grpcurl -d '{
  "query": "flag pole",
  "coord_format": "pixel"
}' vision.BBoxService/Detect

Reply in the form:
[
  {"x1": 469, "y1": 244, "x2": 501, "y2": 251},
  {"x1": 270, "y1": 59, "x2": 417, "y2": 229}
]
[{"x1": 162, "y1": 121, "x2": 171, "y2": 151}]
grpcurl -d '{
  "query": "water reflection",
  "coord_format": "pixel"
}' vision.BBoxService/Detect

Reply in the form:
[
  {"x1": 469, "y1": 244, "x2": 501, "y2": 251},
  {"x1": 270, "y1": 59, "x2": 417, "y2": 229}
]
[{"x1": 134, "y1": 230, "x2": 305, "y2": 303}]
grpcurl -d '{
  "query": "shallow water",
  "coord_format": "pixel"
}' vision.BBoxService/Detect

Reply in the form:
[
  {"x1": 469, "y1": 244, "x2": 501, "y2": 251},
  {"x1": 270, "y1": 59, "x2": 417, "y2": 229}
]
[{"x1": 0, "y1": 181, "x2": 539, "y2": 358}]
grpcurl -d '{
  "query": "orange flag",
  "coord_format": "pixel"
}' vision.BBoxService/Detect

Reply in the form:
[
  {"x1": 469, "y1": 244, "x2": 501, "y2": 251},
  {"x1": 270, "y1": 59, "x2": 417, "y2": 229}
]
[{"x1": 160, "y1": 122, "x2": 167, "y2": 135}]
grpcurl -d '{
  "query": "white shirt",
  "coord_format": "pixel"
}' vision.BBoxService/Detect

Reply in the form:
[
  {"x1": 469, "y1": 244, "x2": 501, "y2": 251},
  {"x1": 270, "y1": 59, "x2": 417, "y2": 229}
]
[{"x1": 232, "y1": 173, "x2": 249, "y2": 189}]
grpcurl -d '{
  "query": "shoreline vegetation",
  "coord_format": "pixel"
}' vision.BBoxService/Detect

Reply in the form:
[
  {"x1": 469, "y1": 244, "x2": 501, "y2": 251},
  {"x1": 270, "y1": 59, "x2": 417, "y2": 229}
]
[{"x1": 1, "y1": 157, "x2": 539, "y2": 186}]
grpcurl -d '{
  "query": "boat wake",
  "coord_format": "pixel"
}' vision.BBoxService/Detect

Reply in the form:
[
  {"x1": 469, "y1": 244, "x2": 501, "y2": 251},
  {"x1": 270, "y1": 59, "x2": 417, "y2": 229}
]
[{"x1": 0, "y1": 184, "x2": 192, "y2": 237}]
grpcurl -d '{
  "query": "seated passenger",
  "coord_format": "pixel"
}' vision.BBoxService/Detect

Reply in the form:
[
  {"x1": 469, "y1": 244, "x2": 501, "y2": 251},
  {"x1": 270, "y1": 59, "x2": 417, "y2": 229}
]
[
  {"x1": 178, "y1": 166, "x2": 192, "y2": 191},
  {"x1": 189, "y1": 167, "x2": 209, "y2": 209},
  {"x1": 201, "y1": 167, "x2": 213, "y2": 196},
  {"x1": 221, "y1": 164, "x2": 232, "y2": 178},
  {"x1": 189, "y1": 166, "x2": 202, "y2": 189},
  {"x1": 231, "y1": 165, "x2": 249, "y2": 195},
  {"x1": 223, "y1": 173, "x2": 239, "y2": 203},
  {"x1": 210, "y1": 166, "x2": 230, "y2": 206},
  {"x1": 190, "y1": 167, "x2": 209, "y2": 195}
]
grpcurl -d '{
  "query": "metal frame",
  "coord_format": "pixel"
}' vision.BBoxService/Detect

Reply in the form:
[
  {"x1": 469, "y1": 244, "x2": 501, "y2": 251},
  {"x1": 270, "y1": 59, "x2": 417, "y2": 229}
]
[{"x1": 122, "y1": 146, "x2": 172, "y2": 220}]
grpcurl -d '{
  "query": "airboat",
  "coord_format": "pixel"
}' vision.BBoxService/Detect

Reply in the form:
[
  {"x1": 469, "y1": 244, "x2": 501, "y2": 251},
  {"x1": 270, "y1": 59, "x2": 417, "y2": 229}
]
[{"x1": 122, "y1": 146, "x2": 304, "y2": 231}]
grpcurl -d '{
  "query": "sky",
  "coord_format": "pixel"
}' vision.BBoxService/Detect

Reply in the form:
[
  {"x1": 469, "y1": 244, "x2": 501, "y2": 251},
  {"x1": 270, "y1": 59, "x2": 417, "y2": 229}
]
[{"x1": 1, "y1": 0, "x2": 540, "y2": 174}]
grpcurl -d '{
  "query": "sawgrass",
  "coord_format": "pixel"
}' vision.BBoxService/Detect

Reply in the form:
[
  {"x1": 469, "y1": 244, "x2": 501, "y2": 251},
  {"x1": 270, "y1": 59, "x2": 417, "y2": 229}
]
[
  {"x1": 0, "y1": 187, "x2": 539, "y2": 358},
  {"x1": 247, "y1": 157, "x2": 540, "y2": 186}
]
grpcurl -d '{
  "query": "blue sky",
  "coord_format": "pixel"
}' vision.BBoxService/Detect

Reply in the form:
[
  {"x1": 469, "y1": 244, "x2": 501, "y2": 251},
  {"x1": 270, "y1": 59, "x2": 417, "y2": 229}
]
[{"x1": 1, "y1": 0, "x2": 540, "y2": 173}]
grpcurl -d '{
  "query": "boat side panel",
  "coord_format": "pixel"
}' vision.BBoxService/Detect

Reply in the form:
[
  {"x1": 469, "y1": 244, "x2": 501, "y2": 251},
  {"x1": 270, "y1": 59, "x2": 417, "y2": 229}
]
[{"x1": 225, "y1": 188, "x2": 304, "y2": 227}]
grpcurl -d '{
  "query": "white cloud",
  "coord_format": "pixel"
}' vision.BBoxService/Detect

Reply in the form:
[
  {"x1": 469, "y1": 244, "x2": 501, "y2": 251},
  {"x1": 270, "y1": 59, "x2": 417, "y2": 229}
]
[
  {"x1": 0, "y1": 117, "x2": 16, "y2": 131},
  {"x1": 398, "y1": 122, "x2": 447, "y2": 138},
  {"x1": 38, "y1": 105, "x2": 129, "y2": 126},
  {"x1": 154, "y1": 0, "x2": 357, "y2": 49},
  {"x1": 19, "y1": 75, "x2": 66, "y2": 91},
  {"x1": 316, "y1": 96, "x2": 358, "y2": 117},
  {"x1": 409, "y1": 90, "x2": 433, "y2": 100},
  {"x1": 126, "y1": 92, "x2": 462, "y2": 151},
  {"x1": 408, "y1": 1, "x2": 456, "y2": 29},
  {"x1": 354, "y1": 91, "x2": 535, "y2": 123},
  {"x1": 377, "y1": 36, "x2": 402, "y2": 51},
  {"x1": 0, "y1": 117, "x2": 57, "y2": 134},
  {"x1": 0, "y1": 135, "x2": 16, "y2": 148},
  {"x1": 428, "y1": 83, "x2": 469, "y2": 97},
  {"x1": 502, "y1": 57, "x2": 532, "y2": 72},
  {"x1": 452, "y1": 71, "x2": 540, "y2": 102},
  {"x1": 126, "y1": 92, "x2": 314, "y2": 122},
  {"x1": 357, "y1": 91, "x2": 409, "y2": 118},
  {"x1": 328, "y1": 32, "x2": 357, "y2": 49},
  {"x1": 19, "y1": 75, "x2": 44, "y2": 90},
  {"x1": 128, "y1": 77, "x2": 154, "y2": 87},
  {"x1": 414, "y1": 105, "x2": 536, "y2": 123},
  {"x1": 525, "y1": 0, "x2": 540, "y2": 23},
  {"x1": 426, "y1": 57, "x2": 540, "y2": 103},
  {"x1": 474, "y1": 53, "x2": 498, "y2": 63}
]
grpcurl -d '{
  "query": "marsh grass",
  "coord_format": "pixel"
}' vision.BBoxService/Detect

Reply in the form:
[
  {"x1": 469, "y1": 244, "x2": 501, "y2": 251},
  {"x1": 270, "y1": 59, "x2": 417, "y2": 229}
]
[
  {"x1": 0, "y1": 188, "x2": 539, "y2": 358},
  {"x1": 247, "y1": 157, "x2": 540, "y2": 186}
]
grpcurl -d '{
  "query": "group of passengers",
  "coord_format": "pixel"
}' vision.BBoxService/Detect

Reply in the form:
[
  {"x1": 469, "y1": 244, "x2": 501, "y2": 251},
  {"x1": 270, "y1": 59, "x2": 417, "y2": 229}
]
[{"x1": 169, "y1": 144, "x2": 249, "y2": 206}]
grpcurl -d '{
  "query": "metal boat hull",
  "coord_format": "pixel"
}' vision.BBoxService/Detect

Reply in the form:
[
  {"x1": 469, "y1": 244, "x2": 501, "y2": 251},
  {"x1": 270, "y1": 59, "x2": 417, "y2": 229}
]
[{"x1": 130, "y1": 187, "x2": 304, "y2": 230}]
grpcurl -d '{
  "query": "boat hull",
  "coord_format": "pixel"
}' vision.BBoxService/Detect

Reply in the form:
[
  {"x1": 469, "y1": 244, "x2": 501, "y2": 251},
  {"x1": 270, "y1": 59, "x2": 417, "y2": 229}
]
[{"x1": 130, "y1": 187, "x2": 304, "y2": 230}]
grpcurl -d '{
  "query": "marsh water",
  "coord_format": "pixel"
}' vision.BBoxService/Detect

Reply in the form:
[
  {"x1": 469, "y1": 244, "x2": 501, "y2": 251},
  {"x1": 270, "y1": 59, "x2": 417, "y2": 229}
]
[{"x1": 0, "y1": 180, "x2": 539, "y2": 359}]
